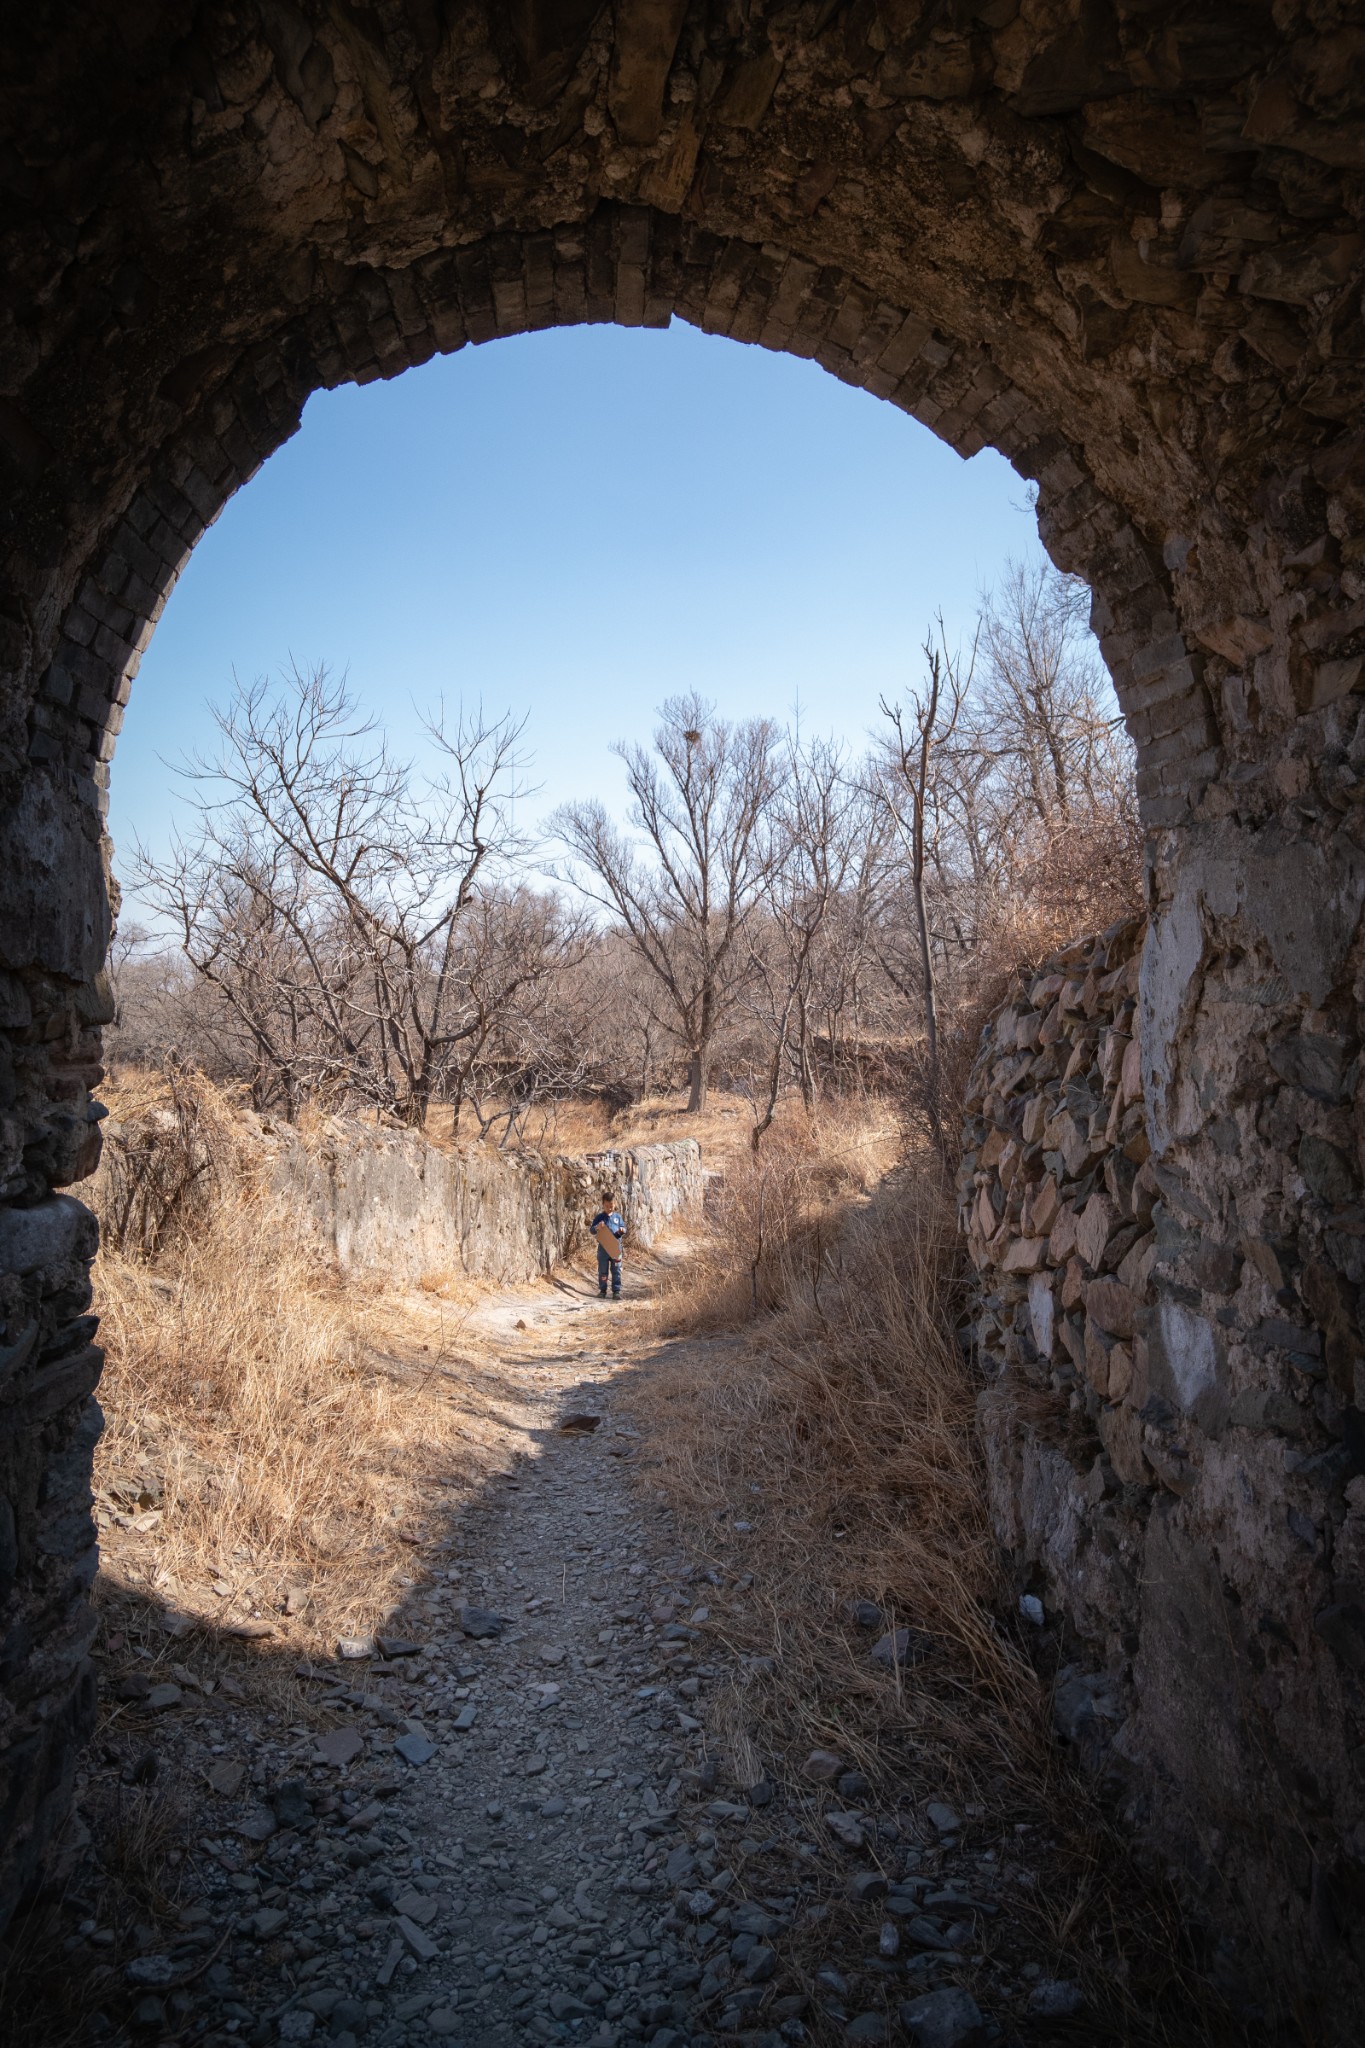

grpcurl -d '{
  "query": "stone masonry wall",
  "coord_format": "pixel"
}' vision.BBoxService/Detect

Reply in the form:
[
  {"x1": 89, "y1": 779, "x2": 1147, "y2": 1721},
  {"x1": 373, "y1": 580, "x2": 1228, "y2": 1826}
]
[
  {"x1": 266, "y1": 1124, "x2": 703, "y2": 1289},
  {"x1": 960, "y1": 915, "x2": 1365, "y2": 2021}
]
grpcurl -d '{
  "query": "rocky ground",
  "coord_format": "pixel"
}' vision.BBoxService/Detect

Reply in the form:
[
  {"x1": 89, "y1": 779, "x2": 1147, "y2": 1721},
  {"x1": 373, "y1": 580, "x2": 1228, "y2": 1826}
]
[{"x1": 21, "y1": 1267, "x2": 1098, "y2": 2048}]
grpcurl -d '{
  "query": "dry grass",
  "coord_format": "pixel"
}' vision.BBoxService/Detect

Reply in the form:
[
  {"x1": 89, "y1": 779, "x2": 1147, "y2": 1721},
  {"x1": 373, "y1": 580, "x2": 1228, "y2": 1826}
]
[
  {"x1": 652, "y1": 1095, "x2": 899, "y2": 1334},
  {"x1": 89, "y1": 1077, "x2": 533, "y2": 1668},
  {"x1": 638, "y1": 1156, "x2": 1030, "y2": 1775}
]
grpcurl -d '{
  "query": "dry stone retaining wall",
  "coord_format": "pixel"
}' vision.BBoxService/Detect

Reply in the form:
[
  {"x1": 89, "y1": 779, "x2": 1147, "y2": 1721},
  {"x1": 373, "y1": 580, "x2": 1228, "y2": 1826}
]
[
  {"x1": 961, "y1": 914, "x2": 1365, "y2": 2016},
  {"x1": 265, "y1": 1124, "x2": 702, "y2": 1288}
]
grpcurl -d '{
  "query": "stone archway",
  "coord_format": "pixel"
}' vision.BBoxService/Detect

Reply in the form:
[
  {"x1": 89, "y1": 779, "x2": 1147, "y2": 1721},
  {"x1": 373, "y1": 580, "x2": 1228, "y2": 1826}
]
[{"x1": 2, "y1": 3, "x2": 1363, "y2": 2021}]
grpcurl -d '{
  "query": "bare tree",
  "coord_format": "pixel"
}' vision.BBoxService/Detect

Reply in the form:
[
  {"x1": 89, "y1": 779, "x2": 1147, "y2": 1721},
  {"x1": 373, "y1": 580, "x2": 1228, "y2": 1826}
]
[
  {"x1": 971, "y1": 560, "x2": 1122, "y2": 828},
  {"x1": 746, "y1": 736, "x2": 865, "y2": 1148},
  {"x1": 877, "y1": 630, "x2": 974, "y2": 1153},
  {"x1": 552, "y1": 695, "x2": 785, "y2": 1113},
  {"x1": 133, "y1": 662, "x2": 565, "y2": 1128}
]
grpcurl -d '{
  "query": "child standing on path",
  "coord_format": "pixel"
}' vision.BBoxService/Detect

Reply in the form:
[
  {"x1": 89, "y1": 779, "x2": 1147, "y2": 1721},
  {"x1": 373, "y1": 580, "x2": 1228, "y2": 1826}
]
[{"x1": 590, "y1": 1190, "x2": 626, "y2": 1299}]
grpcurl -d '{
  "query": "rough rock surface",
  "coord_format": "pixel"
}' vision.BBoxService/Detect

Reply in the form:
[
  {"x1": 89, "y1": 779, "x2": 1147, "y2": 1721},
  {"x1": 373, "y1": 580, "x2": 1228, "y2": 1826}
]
[
  {"x1": 962, "y1": 913, "x2": 1365, "y2": 2025},
  {"x1": 264, "y1": 1124, "x2": 704, "y2": 1287},
  {"x1": 2, "y1": 4, "x2": 1365, "y2": 2021}
]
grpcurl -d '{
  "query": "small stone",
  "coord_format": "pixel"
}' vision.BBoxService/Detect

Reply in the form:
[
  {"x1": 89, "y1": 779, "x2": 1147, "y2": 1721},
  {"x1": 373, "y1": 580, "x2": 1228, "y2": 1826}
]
[
  {"x1": 277, "y1": 2014, "x2": 315, "y2": 2044},
  {"x1": 427, "y1": 2006, "x2": 460, "y2": 2036},
  {"x1": 393, "y1": 1890, "x2": 438, "y2": 1927},
  {"x1": 457, "y1": 1605, "x2": 507, "y2": 1639},
  {"x1": 284, "y1": 1586, "x2": 309, "y2": 1615},
  {"x1": 252, "y1": 1906, "x2": 289, "y2": 1938},
  {"x1": 394, "y1": 1732, "x2": 437, "y2": 1766},
  {"x1": 925, "y1": 1802, "x2": 960, "y2": 1835},
  {"x1": 849, "y1": 1870, "x2": 888, "y2": 1902},
  {"x1": 1028, "y1": 1980, "x2": 1084, "y2": 2018},
  {"x1": 903, "y1": 1918, "x2": 955, "y2": 1952},
  {"x1": 879, "y1": 1920, "x2": 900, "y2": 1957},
  {"x1": 846, "y1": 2016, "x2": 888, "y2": 2042},
  {"x1": 685, "y1": 1888, "x2": 717, "y2": 1918},
  {"x1": 559, "y1": 1413, "x2": 601, "y2": 1433},
  {"x1": 524, "y1": 1753, "x2": 548, "y2": 1775},
  {"x1": 316, "y1": 1727, "x2": 365, "y2": 1768},
  {"x1": 205, "y1": 1759, "x2": 245, "y2": 1796},
  {"x1": 145, "y1": 1683, "x2": 182, "y2": 1712},
  {"x1": 375, "y1": 1635, "x2": 422, "y2": 1658},
  {"x1": 539, "y1": 1644, "x2": 566, "y2": 1665},
  {"x1": 453, "y1": 1705, "x2": 476, "y2": 1731},
  {"x1": 803, "y1": 1748, "x2": 843, "y2": 1782},
  {"x1": 870, "y1": 1628, "x2": 933, "y2": 1670},
  {"x1": 337, "y1": 1638, "x2": 375, "y2": 1661},
  {"x1": 540, "y1": 1795, "x2": 567, "y2": 1817},
  {"x1": 825, "y1": 1811, "x2": 866, "y2": 1850},
  {"x1": 125, "y1": 1956, "x2": 177, "y2": 1989},
  {"x1": 395, "y1": 1914, "x2": 438, "y2": 1961},
  {"x1": 838, "y1": 1770, "x2": 871, "y2": 1800},
  {"x1": 236, "y1": 1807, "x2": 278, "y2": 1842},
  {"x1": 1019, "y1": 1594, "x2": 1044, "y2": 1626},
  {"x1": 900, "y1": 1986, "x2": 985, "y2": 2047},
  {"x1": 300, "y1": 1990, "x2": 345, "y2": 2016},
  {"x1": 271, "y1": 1780, "x2": 314, "y2": 1829}
]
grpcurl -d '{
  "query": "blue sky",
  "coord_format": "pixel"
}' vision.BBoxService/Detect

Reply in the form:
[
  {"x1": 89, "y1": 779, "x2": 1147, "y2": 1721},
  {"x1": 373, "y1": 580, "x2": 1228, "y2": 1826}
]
[{"x1": 112, "y1": 317, "x2": 1050, "y2": 908}]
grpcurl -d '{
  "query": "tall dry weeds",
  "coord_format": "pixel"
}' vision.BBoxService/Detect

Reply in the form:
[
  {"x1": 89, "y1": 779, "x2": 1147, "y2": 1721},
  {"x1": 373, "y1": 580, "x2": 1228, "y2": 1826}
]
[
  {"x1": 90, "y1": 1076, "x2": 521, "y2": 1660},
  {"x1": 653, "y1": 1099, "x2": 898, "y2": 1333},
  {"x1": 640, "y1": 1153, "x2": 1032, "y2": 1778}
]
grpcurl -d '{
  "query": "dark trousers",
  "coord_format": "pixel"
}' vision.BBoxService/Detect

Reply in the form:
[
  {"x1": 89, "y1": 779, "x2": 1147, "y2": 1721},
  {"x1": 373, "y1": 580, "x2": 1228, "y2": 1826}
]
[{"x1": 597, "y1": 1245, "x2": 621, "y2": 1295}]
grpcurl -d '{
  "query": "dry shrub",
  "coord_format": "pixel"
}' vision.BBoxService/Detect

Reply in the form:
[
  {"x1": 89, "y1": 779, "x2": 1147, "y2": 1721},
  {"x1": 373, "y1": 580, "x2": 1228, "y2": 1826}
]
[
  {"x1": 654, "y1": 1098, "x2": 898, "y2": 1334},
  {"x1": 89, "y1": 1063, "x2": 247, "y2": 1257}
]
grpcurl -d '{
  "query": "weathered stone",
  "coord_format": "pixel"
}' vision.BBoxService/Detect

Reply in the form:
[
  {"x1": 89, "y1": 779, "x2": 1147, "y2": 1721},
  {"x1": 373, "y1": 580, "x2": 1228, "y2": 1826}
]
[
  {"x1": 1075, "y1": 1194, "x2": 1116, "y2": 1272},
  {"x1": 1085, "y1": 1277, "x2": 1135, "y2": 1341}
]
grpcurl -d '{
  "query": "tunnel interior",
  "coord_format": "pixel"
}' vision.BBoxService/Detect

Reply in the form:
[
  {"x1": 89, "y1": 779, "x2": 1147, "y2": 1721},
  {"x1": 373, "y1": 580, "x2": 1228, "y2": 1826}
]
[{"x1": 2, "y1": 0, "x2": 1365, "y2": 2024}]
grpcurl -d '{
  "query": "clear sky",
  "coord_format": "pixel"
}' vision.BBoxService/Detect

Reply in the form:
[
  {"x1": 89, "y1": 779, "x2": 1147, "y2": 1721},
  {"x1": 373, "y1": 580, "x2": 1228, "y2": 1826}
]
[{"x1": 111, "y1": 316, "x2": 1052, "y2": 911}]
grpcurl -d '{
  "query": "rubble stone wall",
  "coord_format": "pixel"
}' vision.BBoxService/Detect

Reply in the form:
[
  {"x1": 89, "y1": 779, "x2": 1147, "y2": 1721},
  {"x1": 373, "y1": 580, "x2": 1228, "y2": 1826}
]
[
  {"x1": 961, "y1": 913, "x2": 1365, "y2": 2017},
  {"x1": 267, "y1": 1124, "x2": 703, "y2": 1287}
]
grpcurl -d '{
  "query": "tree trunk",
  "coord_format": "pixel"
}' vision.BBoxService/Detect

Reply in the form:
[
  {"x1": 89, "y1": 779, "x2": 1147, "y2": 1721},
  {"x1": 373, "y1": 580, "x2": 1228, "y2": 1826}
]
[{"x1": 686, "y1": 1049, "x2": 708, "y2": 1112}]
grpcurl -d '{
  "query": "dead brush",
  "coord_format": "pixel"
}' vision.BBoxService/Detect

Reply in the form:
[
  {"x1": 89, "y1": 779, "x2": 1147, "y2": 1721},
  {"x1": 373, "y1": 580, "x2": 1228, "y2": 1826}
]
[{"x1": 653, "y1": 1099, "x2": 898, "y2": 1333}]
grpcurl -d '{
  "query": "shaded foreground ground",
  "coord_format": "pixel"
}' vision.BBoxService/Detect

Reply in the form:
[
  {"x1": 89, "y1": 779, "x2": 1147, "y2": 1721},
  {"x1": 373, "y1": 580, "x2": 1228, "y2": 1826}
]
[{"x1": 4, "y1": 1237, "x2": 1265, "y2": 2048}]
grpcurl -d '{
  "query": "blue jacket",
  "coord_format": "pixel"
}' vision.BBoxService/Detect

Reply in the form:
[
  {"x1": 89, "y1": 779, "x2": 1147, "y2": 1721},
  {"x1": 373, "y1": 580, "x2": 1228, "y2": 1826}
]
[{"x1": 591, "y1": 1210, "x2": 625, "y2": 1249}]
